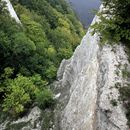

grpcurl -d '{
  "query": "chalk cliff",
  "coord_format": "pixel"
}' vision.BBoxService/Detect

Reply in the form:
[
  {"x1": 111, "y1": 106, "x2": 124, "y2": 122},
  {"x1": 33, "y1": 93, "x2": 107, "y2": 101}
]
[
  {"x1": 55, "y1": 15, "x2": 130, "y2": 130},
  {"x1": 2, "y1": 0, "x2": 21, "y2": 23},
  {"x1": 0, "y1": 1, "x2": 130, "y2": 130}
]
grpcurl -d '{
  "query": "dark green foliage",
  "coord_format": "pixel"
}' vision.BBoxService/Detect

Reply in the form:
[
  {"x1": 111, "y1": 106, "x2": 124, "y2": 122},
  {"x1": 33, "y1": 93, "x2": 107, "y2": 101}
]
[
  {"x1": 119, "y1": 85, "x2": 130, "y2": 102},
  {"x1": 122, "y1": 69, "x2": 130, "y2": 79},
  {"x1": 91, "y1": 0, "x2": 130, "y2": 44},
  {"x1": 110, "y1": 99, "x2": 117, "y2": 107},
  {"x1": 0, "y1": 0, "x2": 84, "y2": 116},
  {"x1": 0, "y1": 0, "x2": 84, "y2": 81},
  {"x1": 35, "y1": 89, "x2": 55, "y2": 109},
  {"x1": 9, "y1": 0, "x2": 84, "y2": 80},
  {"x1": 119, "y1": 84, "x2": 130, "y2": 126}
]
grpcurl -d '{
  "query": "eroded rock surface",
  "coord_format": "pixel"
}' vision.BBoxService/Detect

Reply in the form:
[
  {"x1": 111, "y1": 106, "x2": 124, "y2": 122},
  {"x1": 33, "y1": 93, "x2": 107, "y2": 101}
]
[
  {"x1": 55, "y1": 16, "x2": 130, "y2": 130},
  {"x1": 0, "y1": 1, "x2": 129, "y2": 130},
  {"x1": 96, "y1": 45, "x2": 129, "y2": 130},
  {"x1": 0, "y1": 107, "x2": 41, "y2": 130}
]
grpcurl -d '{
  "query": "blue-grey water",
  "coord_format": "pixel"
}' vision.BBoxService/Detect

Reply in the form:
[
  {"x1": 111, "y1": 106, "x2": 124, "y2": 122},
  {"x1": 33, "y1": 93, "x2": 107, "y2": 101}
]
[{"x1": 68, "y1": 0, "x2": 101, "y2": 28}]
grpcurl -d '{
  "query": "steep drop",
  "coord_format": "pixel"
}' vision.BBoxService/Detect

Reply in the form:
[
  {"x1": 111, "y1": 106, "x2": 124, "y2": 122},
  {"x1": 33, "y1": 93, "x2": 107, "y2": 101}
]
[
  {"x1": 0, "y1": 1, "x2": 129, "y2": 129},
  {"x1": 2, "y1": 0, "x2": 21, "y2": 23},
  {"x1": 55, "y1": 13, "x2": 129, "y2": 130}
]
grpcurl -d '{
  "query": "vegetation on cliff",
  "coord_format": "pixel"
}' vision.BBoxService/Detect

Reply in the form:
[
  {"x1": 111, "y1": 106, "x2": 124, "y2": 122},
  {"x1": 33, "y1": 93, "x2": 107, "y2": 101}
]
[
  {"x1": 0, "y1": 0, "x2": 84, "y2": 116},
  {"x1": 92, "y1": 0, "x2": 130, "y2": 126},
  {"x1": 92, "y1": 0, "x2": 130, "y2": 44}
]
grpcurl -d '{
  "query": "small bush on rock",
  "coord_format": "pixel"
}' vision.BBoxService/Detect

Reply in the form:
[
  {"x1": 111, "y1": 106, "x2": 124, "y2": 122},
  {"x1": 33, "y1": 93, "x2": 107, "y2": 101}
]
[
  {"x1": 35, "y1": 89, "x2": 55, "y2": 109},
  {"x1": 1, "y1": 68, "x2": 54, "y2": 116}
]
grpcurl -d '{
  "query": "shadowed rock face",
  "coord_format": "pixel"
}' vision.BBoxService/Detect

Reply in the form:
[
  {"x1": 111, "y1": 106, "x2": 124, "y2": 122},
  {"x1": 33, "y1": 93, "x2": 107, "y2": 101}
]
[{"x1": 2, "y1": 0, "x2": 21, "y2": 23}]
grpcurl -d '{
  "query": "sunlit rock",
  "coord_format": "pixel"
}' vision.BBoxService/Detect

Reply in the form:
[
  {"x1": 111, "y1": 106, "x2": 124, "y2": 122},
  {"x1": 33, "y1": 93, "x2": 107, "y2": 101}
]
[{"x1": 2, "y1": 0, "x2": 21, "y2": 23}]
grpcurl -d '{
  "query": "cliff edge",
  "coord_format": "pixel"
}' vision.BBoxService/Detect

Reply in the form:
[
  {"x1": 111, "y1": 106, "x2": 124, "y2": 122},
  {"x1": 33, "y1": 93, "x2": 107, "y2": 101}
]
[{"x1": 55, "y1": 14, "x2": 130, "y2": 130}]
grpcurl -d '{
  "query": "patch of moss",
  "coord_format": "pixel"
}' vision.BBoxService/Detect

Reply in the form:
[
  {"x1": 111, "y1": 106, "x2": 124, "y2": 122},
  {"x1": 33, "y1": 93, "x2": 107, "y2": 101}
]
[
  {"x1": 122, "y1": 69, "x2": 130, "y2": 79},
  {"x1": 110, "y1": 99, "x2": 118, "y2": 107},
  {"x1": 41, "y1": 109, "x2": 55, "y2": 130},
  {"x1": 115, "y1": 82, "x2": 121, "y2": 89},
  {"x1": 119, "y1": 84, "x2": 130, "y2": 102},
  {"x1": 5, "y1": 121, "x2": 29, "y2": 130},
  {"x1": 119, "y1": 84, "x2": 130, "y2": 127}
]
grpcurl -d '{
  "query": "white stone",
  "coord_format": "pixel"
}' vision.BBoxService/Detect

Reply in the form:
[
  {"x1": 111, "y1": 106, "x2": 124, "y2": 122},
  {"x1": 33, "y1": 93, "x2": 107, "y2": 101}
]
[
  {"x1": 2, "y1": 0, "x2": 21, "y2": 23},
  {"x1": 54, "y1": 93, "x2": 61, "y2": 99},
  {"x1": 57, "y1": 7, "x2": 129, "y2": 130}
]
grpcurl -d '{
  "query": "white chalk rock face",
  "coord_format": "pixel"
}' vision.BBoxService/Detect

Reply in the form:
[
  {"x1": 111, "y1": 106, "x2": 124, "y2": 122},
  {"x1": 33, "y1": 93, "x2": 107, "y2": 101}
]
[
  {"x1": 0, "y1": 107, "x2": 42, "y2": 130},
  {"x1": 0, "y1": 1, "x2": 129, "y2": 129},
  {"x1": 2, "y1": 0, "x2": 21, "y2": 23},
  {"x1": 57, "y1": 13, "x2": 129, "y2": 130},
  {"x1": 60, "y1": 16, "x2": 100, "y2": 130}
]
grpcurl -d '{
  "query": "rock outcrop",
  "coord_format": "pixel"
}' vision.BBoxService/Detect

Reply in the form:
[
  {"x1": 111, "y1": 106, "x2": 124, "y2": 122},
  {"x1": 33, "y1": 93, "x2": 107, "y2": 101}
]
[
  {"x1": 0, "y1": 107, "x2": 42, "y2": 130},
  {"x1": 55, "y1": 15, "x2": 130, "y2": 130},
  {"x1": 0, "y1": 1, "x2": 130, "y2": 129}
]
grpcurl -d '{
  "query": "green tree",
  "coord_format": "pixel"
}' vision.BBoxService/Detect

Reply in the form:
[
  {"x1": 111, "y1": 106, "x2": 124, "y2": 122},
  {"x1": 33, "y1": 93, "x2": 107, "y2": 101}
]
[
  {"x1": 45, "y1": 65, "x2": 57, "y2": 80},
  {"x1": 91, "y1": 0, "x2": 130, "y2": 126},
  {"x1": 35, "y1": 88, "x2": 54, "y2": 109},
  {"x1": 1, "y1": 72, "x2": 54, "y2": 116},
  {"x1": 92, "y1": 0, "x2": 130, "y2": 44},
  {"x1": 12, "y1": 32, "x2": 36, "y2": 55},
  {"x1": 0, "y1": 0, "x2": 85, "y2": 118}
]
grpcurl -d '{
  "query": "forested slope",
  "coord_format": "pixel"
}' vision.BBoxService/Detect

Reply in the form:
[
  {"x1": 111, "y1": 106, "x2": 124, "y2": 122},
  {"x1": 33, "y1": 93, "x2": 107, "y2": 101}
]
[{"x1": 0, "y1": 0, "x2": 84, "y2": 116}]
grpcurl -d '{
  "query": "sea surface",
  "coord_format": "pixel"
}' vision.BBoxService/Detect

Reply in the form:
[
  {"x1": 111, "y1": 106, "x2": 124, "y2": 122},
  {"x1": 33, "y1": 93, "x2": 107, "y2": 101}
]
[{"x1": 68, "y1": 0, "x2": 101, "y2": 28}]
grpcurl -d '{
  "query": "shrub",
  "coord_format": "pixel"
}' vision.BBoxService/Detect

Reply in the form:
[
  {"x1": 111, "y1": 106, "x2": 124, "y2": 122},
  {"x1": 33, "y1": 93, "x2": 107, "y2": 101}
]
[
  {"x1": 45, "y1": 65, "x2": 57, "y2": 80},
  {"x1": 91, "y1": 1, "x2": 130, "y2": 126},
  {"x1": 91, "y1": 0, "x2": 130, "y2": 44},
  {"x1": 2, "y1": 85, "x2": 30, "y2": 116},
  {"x1": 1, "y1": 71, "x2": 54, "y2": 116},
  {"x1": 110, "y1": 99, "x2": 117, "y2": 107},
  {"x1": 35, "y1": 89, "x2": 54, "y2": 109},
  {"x1": 2, "y1": 74, "x2": 36, "y2": 116},
  {"x1": 122, "y1": 69, "x2": 130, "y2": 79},
  {"x1": 0, "y1": 0, "x2": 84, "y2": 118}
]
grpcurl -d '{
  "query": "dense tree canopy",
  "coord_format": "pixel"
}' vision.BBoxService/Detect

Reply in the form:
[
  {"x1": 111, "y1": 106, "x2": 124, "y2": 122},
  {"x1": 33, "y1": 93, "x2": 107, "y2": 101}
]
[{"x1": 0, "y1": 0, "x2": 85, "y2": 116}]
